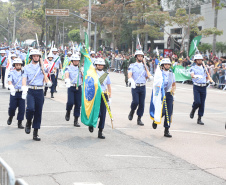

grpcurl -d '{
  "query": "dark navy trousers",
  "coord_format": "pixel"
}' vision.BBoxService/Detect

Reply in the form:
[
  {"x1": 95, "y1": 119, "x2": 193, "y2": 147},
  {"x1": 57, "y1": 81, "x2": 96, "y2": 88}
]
[
  {"x1": 45, "y1": 74, "x2": 56, "y2": 93},
  {"x1": 8, "y1": 92, "x2": 25, "y2": 121},
  {"x1": 192, "y1": 85, "x2": 206, "y2": 117},
  {"x1": 26, "y1": 89, "x2": 44, "y2": 129},
  {"x1": 131, "y1": 86, "x2": 146, "y2": 117},
  {"x1": 54, "y1": 69, "x2": 59, "y2": 88},
  {"x1": 1, "y1": 67, "x2": 6, "y2": 87},
  {"x1": 162, "y1": 92, "x2": 174, "y2": 128},
  {"x1": 98, "y1": 94, "x2": 108, "y2": 129},
  {"x1": 66, "y1": 86, "x2": 81, "y2": 117}
]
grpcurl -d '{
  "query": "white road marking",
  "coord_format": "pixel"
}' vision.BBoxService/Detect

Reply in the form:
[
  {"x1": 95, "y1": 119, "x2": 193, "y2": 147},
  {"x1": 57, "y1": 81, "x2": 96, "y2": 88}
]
[
  {"x1": 1, "y1": 125, "x2": 226, "y2": 138},
  {"x1": 114, "y1": 84, "x2": 226, "y2": 94},
  {"x1": 74, "y1": 183, "x2": 104, "y2": 185},
  {"x1": 105, "y1": 154, "x2": 161, "y2": 158}
]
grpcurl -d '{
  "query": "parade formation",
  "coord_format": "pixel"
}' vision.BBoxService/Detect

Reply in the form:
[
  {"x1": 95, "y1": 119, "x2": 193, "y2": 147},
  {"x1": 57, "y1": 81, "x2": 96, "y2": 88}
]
[{"x1": 1, "y1": 41, "x2": 224, "y2": 144}]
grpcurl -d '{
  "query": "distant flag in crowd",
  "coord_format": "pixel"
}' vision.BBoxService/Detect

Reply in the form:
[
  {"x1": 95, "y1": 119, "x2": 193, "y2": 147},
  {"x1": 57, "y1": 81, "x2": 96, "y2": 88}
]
[
  {"x1": 25, "y1": 49, "x2": 30, "y2": 65},
  {"x1": 189, "y1": 35, "x2": 202, "y2": 57},
  {"x1": 62, "y1": 48, "x2": 69, "y2": 80},
  {"x1": 4, "y1": 52, "x2": 12, "y2": 88}
]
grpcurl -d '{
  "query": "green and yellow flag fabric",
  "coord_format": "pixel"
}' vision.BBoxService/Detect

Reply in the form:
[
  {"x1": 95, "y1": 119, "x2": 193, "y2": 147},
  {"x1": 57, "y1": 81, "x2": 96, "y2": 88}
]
[
  {"x1": 25, "y1": 49, "x2": 30, "y2": 65},
  {"x1": 81, "y1": 49, "x2": 102, "y2": 127}
]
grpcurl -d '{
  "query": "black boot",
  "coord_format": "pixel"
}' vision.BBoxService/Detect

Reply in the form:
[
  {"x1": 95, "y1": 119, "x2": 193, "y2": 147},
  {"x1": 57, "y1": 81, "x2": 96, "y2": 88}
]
[
  {"x1": 152, "y1": 121, "x2": 157, "y2": 129},
  {"x1": 190, "y1": 108, "x2": 195, "y2": 119},
  {"x1": 33, "y1": 129, "x2": 41, "y2": 141},
  {"x1": 65, "y1": 110, "x2": 70, "y2": 121},
  {"x1": 137, "y1": 116, "x2": 144, "y2": 126},
  {"x1": 126, "y1": 82, "x2": 128, "y2": 87},
  {"x1": 51, "y1": 93, "x2": 54, "y2": 98},
  {"x1": 7, "y1": 116, "x2": 13, "y2": 125},
  {"x1": 89, "y1": 126, "x2": 94, "y2": 133},
  {"x1": 128, "y1": 109, "x2": 135, "y2": 121},
  {"x1": 25, "y1": 120, "x2": 32, "y2": 134},
  {"x1": 74, "y1": 116, "x2": 80, "y2": 127},
  {"x1": 54, "y1": 87, "x2": 57, "y2": 93},
  {"x1": 197, "y1": 116, "x2": 204, "y2": 125},
  {"x1": 44, "y1": 90, "x2": 47, "y2": 96},
  {"x1": 18, "y1": 120, "x2": 24, "y2": 129},
  {"x1": 164, "y1": 127, "x2": 172, "y2": 138},
  {"x1": 98, "y1": 128, "x2": 105, "y2": 139}
]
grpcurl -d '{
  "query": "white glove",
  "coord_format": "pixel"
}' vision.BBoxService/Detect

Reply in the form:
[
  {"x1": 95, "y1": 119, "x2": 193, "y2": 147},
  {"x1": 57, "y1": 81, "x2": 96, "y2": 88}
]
[
  {"x1": 22, "y1": 86, "x2": 28, "y2": 100},
  {"x1": 193, "y1": 75, "x2": 203, "y2": 79},
  {"x1": 65, "y1": 78, "x2": 71, "y2": 88},
  {"x1": 108, "y1": 98, "x2": 112, "y2": 106},
  {"x1": 8, "y1": 85, "x2": 16, "y2": 96},
  {"x1": 149, "y1": 76, "x2": 154, "y2": 81},
  {"x1": 210, "y1": 81, "x2": 215, "y2": 85},
  {"x1": 128, "y1": 78, "x2": 136, "y2": 89},
  {"x1": 45, "y1": 81, "x2": 52, "y2": 87}
]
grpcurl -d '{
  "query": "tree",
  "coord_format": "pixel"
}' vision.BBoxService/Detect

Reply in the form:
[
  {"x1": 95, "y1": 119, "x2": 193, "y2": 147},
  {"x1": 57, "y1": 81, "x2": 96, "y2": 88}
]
[
  {"x1": 23, "y1": 4, "x2": 45, "y2": 46},
  {"x1": 216, "y1": 42, "x2": 226, "y2": 56},
  {"x1": 212, "y1": 0, "x2": 225, "y2": 55},
  {"x1": 68, "y1": 29, "x2": 81, "y2": 42},
  {"x1": 198, "y1": 43, "x2": 212, "y2": 54},
  {"x1": 130, "y1": 0, "x2": 163, "y2": 53}
]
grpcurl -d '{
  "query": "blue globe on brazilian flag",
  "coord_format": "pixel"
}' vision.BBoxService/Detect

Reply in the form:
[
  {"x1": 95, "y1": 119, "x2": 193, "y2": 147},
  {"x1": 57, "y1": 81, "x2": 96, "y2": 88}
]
[{"x1": 81, "y1": 50, "x2": 102, "y2": 127}]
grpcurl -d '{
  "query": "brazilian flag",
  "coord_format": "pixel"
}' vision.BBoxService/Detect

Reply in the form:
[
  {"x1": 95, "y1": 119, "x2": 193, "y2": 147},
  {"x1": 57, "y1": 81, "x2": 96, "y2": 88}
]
[{"x1": 81, "y1": 49, "x2": 102, "y2": 127}]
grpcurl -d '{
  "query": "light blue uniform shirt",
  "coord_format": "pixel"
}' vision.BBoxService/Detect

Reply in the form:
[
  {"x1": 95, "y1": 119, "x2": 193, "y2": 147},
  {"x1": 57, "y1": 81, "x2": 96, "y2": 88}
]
[
  {"x1": 8, "y1": 70, "x2": 23, "y2": 89},
  {"x1": 190, "y1": 65, "x2": 207, "y2": 84},
  {"x1": 20, "y1": 53, "x2": 26, "y2": 61},
  {"x1": 65, "y1": 65, "x2": 82, "y2": 85},
  {"x1": 23, "y1": 63, "x2": 44, "y2": 86},
  {"x1": 6, "y1": 50, "x2": 9, "y2": 57},
  {"x1": 163, "y1": 70, "x2": 175, "y2": 92},
  {"x1": 53, "y1": 54, "x2": 61, "y2": 69},
  {"x1": 1, "y1": 55, "x2": 8, "y2": 67},
  {"x1": 46, "y1": 60, "x2": 55, "y2": 74},
  {"x1": 128, "y1": 62, "x2": 148, "y2": 84},
  {"x1": 96, "y1": 70, "x2": 111, "y2": 92}
]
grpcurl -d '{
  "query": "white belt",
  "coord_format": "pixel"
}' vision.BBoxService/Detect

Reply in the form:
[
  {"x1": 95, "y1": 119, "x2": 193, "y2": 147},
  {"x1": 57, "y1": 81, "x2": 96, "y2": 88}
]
[
  {"x1": 136, "y1": 83, "x2": 145, "y2": 87},
  {"x1": 70, "y1": 84, "x2": 81, "y2": 87},
  {"x1": 28, "y1": 86, "x2": 43, "y2": 90},
  {"x1": 194, "y1": 83, "x2": 206, "y2": 87}
]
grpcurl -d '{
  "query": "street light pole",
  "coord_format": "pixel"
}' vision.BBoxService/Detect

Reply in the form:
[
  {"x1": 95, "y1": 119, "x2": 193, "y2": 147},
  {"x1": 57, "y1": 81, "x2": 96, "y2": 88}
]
[
  {"x1": 187, "y1": 0, "x2": 191, "y2": 56},
  {"x1": 69, "y1": 12, "x2": 97, "y2": 52},
  {"x1": 12, "y1": 14, "x2": 16, "y2": 44}
]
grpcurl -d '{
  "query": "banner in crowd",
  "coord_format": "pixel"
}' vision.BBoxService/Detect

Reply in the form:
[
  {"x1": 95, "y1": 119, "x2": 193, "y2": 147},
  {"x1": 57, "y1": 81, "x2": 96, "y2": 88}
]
[
  {"x1": 164, "y1": 49, "x2": 173, "y2": 57},
  {"x1": 172, "y1": 65, "x2": 191, "y2": 81}
]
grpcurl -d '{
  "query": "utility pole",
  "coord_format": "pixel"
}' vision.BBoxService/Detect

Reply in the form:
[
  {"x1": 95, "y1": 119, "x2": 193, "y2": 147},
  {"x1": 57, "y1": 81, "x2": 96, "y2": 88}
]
[
  {"x1": 12, "y1": 14, "x2": 16, "y2": 44},
  {"x1": 88, "y1": 0, "x2": 91, "y2": 47},
  {"x1": 212, "y1": 5, "x2": 218, "y2": 55},
  {"x1": 63, "y1": 20, "x2": 64, "y2": 47},
  {"x1": 55, "y1": 0, "x2": 60, "y2": 47},
  {"x1": 45, "y1": 0, "x2": 48, "y2": 47},
  {"x1": 186, "y1": 0, "x2": 191, "y2": 56}
]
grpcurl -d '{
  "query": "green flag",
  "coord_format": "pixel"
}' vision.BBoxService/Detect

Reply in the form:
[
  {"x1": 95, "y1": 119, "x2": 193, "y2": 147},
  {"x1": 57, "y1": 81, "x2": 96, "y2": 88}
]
[
  {"x1": 25, "y1": 49, "x2": 30, "y2": 65},
  {"x1": 189, "y1": 36, "x2": 202, "y2": 57},
  {"x1": 81, "y1": 48, "x2": 102, "y2": 127},
  {"x1": 172, "y1": 65, "x2": 192, "y2": 82},
  {"x1": 85, "y1": 32, "x2": 89, "y2": 50}
]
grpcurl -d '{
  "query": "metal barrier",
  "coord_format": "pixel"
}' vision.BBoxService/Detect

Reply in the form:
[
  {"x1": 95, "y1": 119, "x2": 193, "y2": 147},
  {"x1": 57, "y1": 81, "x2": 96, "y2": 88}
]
[
  {"x1": 0, "y1": 157, "x2": 27, "y2": 185},
  {"x1": 207, "y1": 67, "x2": 226, "y2": 90}
]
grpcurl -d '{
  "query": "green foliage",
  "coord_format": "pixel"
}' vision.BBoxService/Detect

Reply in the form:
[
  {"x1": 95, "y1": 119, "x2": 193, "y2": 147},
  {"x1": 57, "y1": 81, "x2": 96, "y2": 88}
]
[
  {"x1": 216, "y1": 42, "x2": 226, "y2": 54},
  {"x1": 68, "y1": 29, "x2": 80, "y2": 42},
  {"x1": 198, "y1": 43, "x2": 212, "y2": 54},
  {"x1": 200, "y1": 28, "x2": 223, "y2": 37}
]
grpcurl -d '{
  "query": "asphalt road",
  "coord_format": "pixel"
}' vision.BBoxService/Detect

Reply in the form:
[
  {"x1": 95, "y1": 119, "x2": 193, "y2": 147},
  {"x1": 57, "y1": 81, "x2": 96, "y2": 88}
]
[{"x1": 0, "y1": 72, "x2": 226, "y2": 185}]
